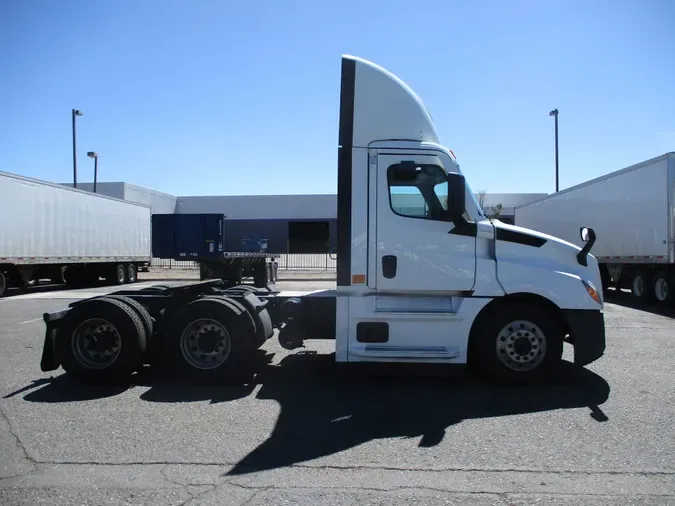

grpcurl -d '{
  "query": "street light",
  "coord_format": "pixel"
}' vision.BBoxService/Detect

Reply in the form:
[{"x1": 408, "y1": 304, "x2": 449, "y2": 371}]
[
  {"x1": 87, "y1": 152, "x2": 99, "y2": 193},
  {"x1": 549, "y1": 108, "x2": 559, "y2": 192},
  {"x1": 72, "y1": 109, "x2": 83, "y2": 188}
]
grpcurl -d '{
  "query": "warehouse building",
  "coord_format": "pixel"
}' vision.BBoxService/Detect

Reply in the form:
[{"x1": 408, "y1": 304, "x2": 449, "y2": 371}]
[{"x1": 61, "y1": 181, "x2": 546, "y2": 254}]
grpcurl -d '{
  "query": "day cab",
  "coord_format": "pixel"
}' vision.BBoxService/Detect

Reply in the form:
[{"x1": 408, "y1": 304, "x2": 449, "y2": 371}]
[{"x1": 38, "y1": 55, "x2": 606, "y2": 385}]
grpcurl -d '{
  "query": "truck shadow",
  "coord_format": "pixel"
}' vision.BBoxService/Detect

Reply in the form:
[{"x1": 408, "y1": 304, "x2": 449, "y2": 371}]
[
  {"x1": 223, "y1": 352, "x2": 610, "y2": 475},
  {"x1": 605, "y1": 288, "x2": 675, "y2": 319},
  {"x1": 14, "y1": 351, "x2": 610, "y2": 474}
]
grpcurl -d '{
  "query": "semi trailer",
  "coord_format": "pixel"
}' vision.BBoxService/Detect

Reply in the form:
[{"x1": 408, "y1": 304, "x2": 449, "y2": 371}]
[
  {"x1": 515, "y1": 153, "x2": 675, "y2": 305},
  {"x1": 1, "y1": 171, "x2": 151, "y2": 298},
  {"x1": 38, "y1": 55, "x2": 606, "y2": 385},
  {"x1": 151, "y1": 213, "x2": 280, "y2": 287}
]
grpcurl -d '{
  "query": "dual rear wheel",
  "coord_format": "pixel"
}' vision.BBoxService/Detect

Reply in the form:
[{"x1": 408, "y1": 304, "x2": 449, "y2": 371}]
[
  {"x1": 630, "y1": 270, "x2": 673, "y2": 306},
  {"x1": 56, "y1": 294, "x2": 260, "y2": 384}
]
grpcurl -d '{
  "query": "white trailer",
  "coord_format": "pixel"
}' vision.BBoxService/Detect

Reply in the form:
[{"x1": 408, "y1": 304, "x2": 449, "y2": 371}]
[
  {"x1": 38, "y1": 55, "x2": 606, "y2": 385},
  {"x1": 0, "y1": 171, "x2": 151, "y2": 297},
  {"x1": 515, "y1": 153, "x2": 675, "y2": 305}
]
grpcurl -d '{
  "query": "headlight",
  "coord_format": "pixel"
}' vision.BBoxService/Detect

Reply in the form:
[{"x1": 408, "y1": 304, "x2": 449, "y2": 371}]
[{"x1": 582, "y1": 279, "x2": 602, "y2": 304}]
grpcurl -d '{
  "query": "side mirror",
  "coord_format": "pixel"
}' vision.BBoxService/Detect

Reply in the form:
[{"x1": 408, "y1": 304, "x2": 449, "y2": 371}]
[{"x1": 447, "y1": 172, "x2": 466, "y2": 221}]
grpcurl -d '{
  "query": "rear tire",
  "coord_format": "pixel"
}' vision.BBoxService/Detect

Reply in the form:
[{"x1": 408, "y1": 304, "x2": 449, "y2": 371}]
[
  {"x1": 106, "y1": 264, "x2": 126, "y2": 285},
  {"x1": 126, "y1": 264, "x2": 138, "y2": 284},
  {"x1": 104, "y1": 295, "x2": 154, "y2": 342},
  {"x1": 469, "y1": 301, "x2": 564, "y2": 384},
  {"x1": 631, "y1": 270, "x2": 653, "y2": 303},
  {"x1": 56, "y1": 297, "x2": 147, "y2": 383},
  {"x1": 253, "y1": 263, "x2": 269, "y2": 288},
  {"x1": 165, "y1": 297, "x2": 256, "y2": 382},
  {"x1": 0, "y1": 272, "x2": 7, "y2": 298},
  {"x1": 653, "y1": 271, "x2": 673, "y2": 306}
]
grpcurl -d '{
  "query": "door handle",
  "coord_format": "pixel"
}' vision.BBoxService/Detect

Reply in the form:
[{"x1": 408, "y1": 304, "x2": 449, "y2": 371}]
[{"x1": 382, "y1": 255, "x2": 397, "y2": 279}]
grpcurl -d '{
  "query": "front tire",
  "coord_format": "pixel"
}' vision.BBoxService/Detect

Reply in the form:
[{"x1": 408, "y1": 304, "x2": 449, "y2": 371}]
[{"x1": 469, "y1": 302, "x2": 564, "y2": 383}]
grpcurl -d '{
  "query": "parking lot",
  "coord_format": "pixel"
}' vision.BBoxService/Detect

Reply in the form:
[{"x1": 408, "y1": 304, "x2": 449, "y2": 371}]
[{"x1": 1, "y1": 281, "x2": 674, "y2": 505}]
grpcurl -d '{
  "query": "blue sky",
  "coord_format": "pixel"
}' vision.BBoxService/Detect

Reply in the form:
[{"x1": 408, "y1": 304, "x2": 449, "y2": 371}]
[{"x1": 1, "y1": 0, "x2": 673, "y2": 197}]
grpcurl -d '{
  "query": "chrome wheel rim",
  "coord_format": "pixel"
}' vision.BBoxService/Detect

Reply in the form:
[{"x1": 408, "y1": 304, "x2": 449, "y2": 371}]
[
  {"x1": 179, "y1": 318, "x2": 231, "y2": 370},
  {"x1": 117, "y1": 267, "x2": 125, "y2": 284},
  {"x1": 71, "y1": 318, "x2": 122, "y2": 369},
  {"x1": 633, "y1": 276, "x2": 644, "y2": 297},
  {"x1": 128, "y1": 266, "x2": 136, "y2": 282},
  {"x1": 496, "y1": 320, "x2": 547, "y2": 372},
  {"x1": 655, "y1": 277, "x2": 668, "y2": 301}
]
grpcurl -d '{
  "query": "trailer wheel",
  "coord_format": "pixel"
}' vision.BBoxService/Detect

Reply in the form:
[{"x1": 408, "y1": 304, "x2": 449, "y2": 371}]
[
  {"x1": 166, "y1": 297, "x2": 256, "y2": 381},
  {"x1": 253, "y1": 263, "x2": 269, "y2": 288},
  {"x1": 631, "y1": 271, "x2": 653, "y2": 302},
  {"x1": 653, "y1": 271, "x2": 673, "y2": 306},
  {"x1": 469, "y1": 301, "x2": 563, "y2": 384},
  {"x1": 0, "y1": 272, "x2": 7, "y2": 298},
  {"x1": 126, "y1": 264, "x2": 138, "y2": 284},
  {"x1": 56, "y1": 297, "x2": 147, "y2": 383}
]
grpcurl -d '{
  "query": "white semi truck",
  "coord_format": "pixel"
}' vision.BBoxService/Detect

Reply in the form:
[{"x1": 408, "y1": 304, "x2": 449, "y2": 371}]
[
  {"x1": 515, "y1": 153, "x2": 675, "y2": 306},
  {"x1": 39, "y1": 55, "x2": 606, "y2": 384},
  {"x1": 1, "y1": 171, "x2": 151, "y2": 298}
]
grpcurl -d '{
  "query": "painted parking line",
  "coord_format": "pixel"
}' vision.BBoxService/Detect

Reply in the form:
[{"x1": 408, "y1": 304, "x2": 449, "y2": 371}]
[{"x1": 19, "y1": 318, "x2": 43, "y2": 324}]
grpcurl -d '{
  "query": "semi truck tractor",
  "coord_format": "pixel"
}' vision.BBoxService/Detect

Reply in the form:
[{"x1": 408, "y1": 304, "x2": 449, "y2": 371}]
[
  {"x1": 38, "y1": 55, "x2": 606, "y2": 385},
  {"x1": 1, "y1": 171, "x2": 151, "y2": 298},
  {"x1": 515, "y1": 153, "x2": 675, "y2": 306}
]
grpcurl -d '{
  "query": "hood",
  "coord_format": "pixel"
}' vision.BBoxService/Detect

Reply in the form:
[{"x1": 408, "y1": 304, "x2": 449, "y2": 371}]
[{"x1": 492, "y1": 220, "x2": 584, "y2": 252}]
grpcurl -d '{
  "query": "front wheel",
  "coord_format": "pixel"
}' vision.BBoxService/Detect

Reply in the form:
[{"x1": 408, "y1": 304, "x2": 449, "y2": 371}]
[{"x1": 469, "y1": 302, "x2": 564, "y2": 383}]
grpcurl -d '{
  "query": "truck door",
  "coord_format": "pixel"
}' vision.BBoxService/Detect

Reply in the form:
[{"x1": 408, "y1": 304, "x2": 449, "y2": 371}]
[{"x1": 375, "y1": 153, "x2": 476, "y2": 294}]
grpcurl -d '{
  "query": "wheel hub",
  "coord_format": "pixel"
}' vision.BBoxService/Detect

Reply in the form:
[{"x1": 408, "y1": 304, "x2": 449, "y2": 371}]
[
  {"x1": 72, "y1": 319, "x2": 122, "y2": 369},
  {"x1": 180, "y1": 318, "x2": 231, "y2": 370},
  {"x1": 496, "y1": 320, "x2": 547, "y2": 372}
]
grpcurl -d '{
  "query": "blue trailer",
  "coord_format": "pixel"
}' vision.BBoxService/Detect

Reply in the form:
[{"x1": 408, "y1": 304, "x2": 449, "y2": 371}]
[{"x1": 151, "y1": 213, "x2": 279, "y2": 288}]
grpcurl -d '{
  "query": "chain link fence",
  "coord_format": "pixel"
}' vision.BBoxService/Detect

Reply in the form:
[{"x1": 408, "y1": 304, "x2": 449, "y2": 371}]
[{"x1": 150, "y1": 253, "x2": 337, "y2": 272}]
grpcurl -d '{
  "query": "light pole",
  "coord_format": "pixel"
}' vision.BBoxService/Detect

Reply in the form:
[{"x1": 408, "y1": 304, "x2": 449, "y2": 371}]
[
  {"x1": 549, "y1": 108, "x2": 559, "y2": 192},
  {"x1": 72, "y1": 109, "x2": 83, "y2": 188},
  {"x1": 87, "y1": 152, "x2": 99, "y2": 193}
]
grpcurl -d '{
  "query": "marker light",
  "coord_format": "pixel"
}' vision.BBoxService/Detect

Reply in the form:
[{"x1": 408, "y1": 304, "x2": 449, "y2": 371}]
[{"x1": 582, "y1": 280, "x2": 602, "y2": 304}]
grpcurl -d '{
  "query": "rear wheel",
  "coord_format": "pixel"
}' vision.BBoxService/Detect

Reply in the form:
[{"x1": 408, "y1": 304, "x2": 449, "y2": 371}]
[
  {"x1": 126, "y1": 264, "x2": 138, "y2": 284},
  {"x1": 253, "y1": 263, "x2": 269, "y2": 288},
  {"x1": 0, "y1": 272, "x2": 7, "y2": 298},
  {"x1": 107, "y1": 264, "x2": 126, "y2": 285},
  {"x1": 104, "y1": 295, "x2": 154, "y2": 341},
  {"x1": 469, "y1": 301, "x2": 564, "y2": 383},
  {"x1": 56, "y1": 297, "x2": 147, "y2": 383},
  {"x1": 653, "y1": 271, "x2": 673, "y2": 306},
  {"x1": 631, "y1": 271, "x2": 652, "y2": 302},
  {"x1": 166, "y1": 297, "x2": 256, "y2": 382}
]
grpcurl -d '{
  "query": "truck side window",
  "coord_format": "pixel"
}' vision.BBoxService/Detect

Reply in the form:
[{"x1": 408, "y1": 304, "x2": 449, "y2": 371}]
[{"x1": 387, "y1": 163, "x2": 449, "y2": 221}]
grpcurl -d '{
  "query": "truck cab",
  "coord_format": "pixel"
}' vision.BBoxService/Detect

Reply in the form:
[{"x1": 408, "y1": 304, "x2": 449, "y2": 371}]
[{"x1": 333, "y1": 55, "x2": 605, "y2": 378}]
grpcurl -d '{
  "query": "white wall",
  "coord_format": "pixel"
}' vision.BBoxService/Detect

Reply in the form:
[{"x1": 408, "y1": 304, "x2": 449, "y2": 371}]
[
  {"x1": 175, "y1": 194, "x2": 338, "y2": 220},
  {"x1": 60, "y1": 182, "x2": 177, "y2": 215},
  {"x1": 122, "y1": 183, "x2": 177, "y2": 214}
]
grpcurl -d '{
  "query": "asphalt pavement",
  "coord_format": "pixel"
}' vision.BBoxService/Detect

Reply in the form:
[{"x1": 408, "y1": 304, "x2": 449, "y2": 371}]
[{"x1": 0, "y1": 282, "x2": 674, "y2": 505}]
